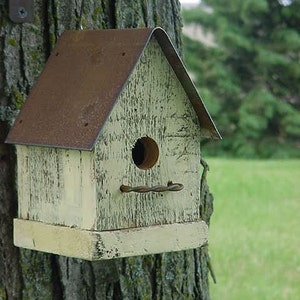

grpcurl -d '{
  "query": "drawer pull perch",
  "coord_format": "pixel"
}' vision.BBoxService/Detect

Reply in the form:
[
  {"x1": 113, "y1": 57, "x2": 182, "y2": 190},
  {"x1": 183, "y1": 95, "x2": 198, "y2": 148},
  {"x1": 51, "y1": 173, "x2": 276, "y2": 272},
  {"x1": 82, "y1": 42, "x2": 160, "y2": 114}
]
[{"x1": 120, "y1": 181, "x2": 184, "y2": 193}]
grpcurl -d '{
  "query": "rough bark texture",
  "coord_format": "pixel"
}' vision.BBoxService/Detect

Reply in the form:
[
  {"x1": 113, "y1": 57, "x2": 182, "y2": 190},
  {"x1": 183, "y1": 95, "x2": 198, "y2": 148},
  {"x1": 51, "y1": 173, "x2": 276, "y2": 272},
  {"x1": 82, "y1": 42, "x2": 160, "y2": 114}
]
[{"x1": 0, "y1": 1, "x2": 214, "y2": 299}]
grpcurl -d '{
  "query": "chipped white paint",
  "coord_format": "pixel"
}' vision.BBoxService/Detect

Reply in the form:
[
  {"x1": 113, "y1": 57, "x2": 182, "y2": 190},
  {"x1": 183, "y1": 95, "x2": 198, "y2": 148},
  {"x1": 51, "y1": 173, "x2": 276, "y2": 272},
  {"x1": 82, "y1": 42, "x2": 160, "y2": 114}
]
[
  {"x1": 14, "y1": 36, "x2": 204, "y2": 259},
  {"x1": 14, "y1": 219, "x2": 208, "y2": 260},
  {"x1": 17, "y1": 146, "x2": 96, "y2": 229},
  {"x1": 94, "y1": 36, "x2": 202, "y2": 230}
]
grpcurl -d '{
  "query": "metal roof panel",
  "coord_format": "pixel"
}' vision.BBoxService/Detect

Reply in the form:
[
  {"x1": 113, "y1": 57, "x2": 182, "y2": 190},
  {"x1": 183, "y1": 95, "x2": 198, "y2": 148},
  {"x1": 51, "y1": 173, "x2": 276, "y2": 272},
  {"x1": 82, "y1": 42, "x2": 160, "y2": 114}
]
[{"x1": 6, "y1": 28, "x2": 220, "y2": 150}]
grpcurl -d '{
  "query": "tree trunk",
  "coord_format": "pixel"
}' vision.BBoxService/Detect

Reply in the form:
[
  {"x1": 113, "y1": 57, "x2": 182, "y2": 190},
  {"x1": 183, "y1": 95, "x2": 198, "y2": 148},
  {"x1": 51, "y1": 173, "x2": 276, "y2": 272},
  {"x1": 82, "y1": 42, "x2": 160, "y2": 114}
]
[{"x1": 0, "y1": 1, "x2": 214, "y2": 299}]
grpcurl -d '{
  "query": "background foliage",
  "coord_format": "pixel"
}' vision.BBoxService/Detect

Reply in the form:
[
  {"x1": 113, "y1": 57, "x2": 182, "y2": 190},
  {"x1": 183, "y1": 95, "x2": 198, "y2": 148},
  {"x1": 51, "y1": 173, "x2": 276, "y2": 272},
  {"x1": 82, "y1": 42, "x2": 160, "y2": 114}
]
[
  {"x1": 208, "y1": 158, "x2": 300, "y2": 299},
  {"x1": 182, "y1": 0, "x2": 300, "y2": 158}
]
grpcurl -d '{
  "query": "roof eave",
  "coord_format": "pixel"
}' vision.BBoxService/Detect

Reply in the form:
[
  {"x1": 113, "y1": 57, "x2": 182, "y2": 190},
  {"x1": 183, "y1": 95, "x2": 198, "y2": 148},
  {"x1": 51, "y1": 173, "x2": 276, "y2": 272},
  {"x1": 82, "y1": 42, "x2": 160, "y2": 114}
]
[
  {"x1": 5, "y1": 27, "x2": 221, "y2": 151},
  {"x1": 152, "y1": 27, "x2": 221, "y2": 140}
]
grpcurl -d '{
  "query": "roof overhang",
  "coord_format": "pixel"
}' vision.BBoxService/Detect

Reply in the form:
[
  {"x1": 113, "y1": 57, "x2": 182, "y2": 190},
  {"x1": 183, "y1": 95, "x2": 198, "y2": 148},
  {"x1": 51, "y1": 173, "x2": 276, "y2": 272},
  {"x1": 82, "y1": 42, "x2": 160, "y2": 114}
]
[{"x1": 6, "y1": 27, "x2": 221, "y2": 150}]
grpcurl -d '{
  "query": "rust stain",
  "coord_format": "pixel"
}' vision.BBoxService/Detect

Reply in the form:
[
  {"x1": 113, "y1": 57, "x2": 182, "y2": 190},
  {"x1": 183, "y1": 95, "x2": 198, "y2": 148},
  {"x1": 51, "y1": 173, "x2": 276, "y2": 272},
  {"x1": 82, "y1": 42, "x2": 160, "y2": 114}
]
[{"x1": 6, "y1": 28, "x2": 220, "y2": 150}]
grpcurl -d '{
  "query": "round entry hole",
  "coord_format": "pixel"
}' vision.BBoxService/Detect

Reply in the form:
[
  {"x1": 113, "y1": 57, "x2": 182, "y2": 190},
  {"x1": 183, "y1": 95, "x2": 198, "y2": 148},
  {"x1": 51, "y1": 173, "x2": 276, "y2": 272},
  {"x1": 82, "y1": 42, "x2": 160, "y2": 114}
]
[{"x1": 132, "y1": 137, "x2": 159, "y2": 170}]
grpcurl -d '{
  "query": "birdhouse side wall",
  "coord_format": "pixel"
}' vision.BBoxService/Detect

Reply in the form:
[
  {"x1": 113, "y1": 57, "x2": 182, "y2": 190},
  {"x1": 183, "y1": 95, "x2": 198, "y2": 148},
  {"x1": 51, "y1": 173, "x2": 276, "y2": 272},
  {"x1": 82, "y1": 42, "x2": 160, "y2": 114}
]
[
  {"x1": 16, "y1": 145, "x2": 97, "y2": 230},
  {"x1": 94, "y1": 36, "x2": 202, "y2": 231}
]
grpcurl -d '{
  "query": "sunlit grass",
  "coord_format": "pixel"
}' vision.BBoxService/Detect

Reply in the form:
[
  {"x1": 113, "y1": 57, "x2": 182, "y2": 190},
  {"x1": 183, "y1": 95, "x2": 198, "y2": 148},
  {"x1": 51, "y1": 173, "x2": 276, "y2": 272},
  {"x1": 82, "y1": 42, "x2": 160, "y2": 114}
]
[{"x1": 206, "y1": 159, "x2": 300, "y2": 300}]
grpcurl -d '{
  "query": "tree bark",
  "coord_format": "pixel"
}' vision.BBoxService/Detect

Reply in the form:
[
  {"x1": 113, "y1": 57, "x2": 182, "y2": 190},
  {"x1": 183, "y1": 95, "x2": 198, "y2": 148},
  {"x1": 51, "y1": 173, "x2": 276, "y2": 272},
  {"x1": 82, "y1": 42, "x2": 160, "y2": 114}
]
[{"x1": 0, "y1": 1, "x2": 214, "y2": 299}]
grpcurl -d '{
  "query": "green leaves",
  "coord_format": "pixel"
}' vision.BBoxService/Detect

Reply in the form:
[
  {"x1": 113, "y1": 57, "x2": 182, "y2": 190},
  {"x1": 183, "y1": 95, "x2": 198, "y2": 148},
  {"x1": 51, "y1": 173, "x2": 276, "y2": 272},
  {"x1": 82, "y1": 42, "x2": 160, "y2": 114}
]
[
  {"x1": 182, "y1": 0, "x2": 300, "y2": 158},
  {"x1": 238, "y1": 88, "x2": 277, "y2": 138}
]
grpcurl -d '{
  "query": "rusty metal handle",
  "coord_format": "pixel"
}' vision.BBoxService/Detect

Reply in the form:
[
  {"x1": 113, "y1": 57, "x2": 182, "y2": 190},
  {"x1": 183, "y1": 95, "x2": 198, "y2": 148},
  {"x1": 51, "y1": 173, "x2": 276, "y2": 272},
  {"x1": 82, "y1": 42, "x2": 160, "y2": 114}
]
[{"x1": 120, "y1": 181, "x2": 184, "y2": 193}]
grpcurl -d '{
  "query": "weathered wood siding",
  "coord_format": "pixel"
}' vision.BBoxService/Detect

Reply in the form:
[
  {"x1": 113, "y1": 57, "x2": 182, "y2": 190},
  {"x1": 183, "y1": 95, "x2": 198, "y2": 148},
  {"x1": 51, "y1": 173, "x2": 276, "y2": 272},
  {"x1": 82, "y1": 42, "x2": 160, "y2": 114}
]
[
  {"x1": 95, "y1": 36, "x2": 202, "y2": 231},
  {"x1": 17, "y1": 146, "x2": 96, "y2": 230}
]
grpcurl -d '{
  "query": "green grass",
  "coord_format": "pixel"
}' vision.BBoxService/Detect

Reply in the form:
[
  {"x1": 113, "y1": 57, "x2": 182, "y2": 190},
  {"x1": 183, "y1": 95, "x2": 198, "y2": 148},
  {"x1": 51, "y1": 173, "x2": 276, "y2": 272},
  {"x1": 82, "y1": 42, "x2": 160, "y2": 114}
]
[{"x1": 206, "y1": 159, "x2": 300, "y2": 300}]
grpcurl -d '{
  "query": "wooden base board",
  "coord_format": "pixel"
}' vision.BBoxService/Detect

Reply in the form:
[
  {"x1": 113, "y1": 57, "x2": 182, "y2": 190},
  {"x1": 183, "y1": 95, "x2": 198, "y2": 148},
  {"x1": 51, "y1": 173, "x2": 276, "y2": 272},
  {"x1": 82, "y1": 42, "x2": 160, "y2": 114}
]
[{"x1": 14, "y1": 219, "x2": 208, "y2": 260}]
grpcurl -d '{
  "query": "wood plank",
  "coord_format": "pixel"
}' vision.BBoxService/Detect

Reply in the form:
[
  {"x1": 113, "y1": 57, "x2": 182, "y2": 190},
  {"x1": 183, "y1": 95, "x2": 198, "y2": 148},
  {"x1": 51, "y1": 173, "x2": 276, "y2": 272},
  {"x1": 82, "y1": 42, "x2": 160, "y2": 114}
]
[
  {"x1": 94, "y1": 36, "x2": 202, "y2": 231},
  {"x1": 14, "y1": 219, "x2": 208, "y2": 260},
  {"x1": 16, "y1": 146, "x2": 96, "y2": 229}
]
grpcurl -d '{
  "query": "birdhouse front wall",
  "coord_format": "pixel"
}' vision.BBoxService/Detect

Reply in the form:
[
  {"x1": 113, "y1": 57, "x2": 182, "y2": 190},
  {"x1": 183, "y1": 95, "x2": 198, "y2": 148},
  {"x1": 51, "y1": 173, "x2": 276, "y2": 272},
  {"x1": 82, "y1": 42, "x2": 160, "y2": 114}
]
[
  {"x1": 94, "y1": 36, "x2": 202, "y2": 231},
  {"x1": 16, "y1": 145, "x2": 97, "y2": 230}
]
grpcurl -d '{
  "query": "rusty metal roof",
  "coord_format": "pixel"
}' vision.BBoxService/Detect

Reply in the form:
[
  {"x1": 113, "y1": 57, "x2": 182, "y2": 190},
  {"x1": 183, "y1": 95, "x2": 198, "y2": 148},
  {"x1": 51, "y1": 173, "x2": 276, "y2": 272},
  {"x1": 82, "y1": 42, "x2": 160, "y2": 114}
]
[{"x1": 6, "y1": 27, "x2": 221, "y2": 150}]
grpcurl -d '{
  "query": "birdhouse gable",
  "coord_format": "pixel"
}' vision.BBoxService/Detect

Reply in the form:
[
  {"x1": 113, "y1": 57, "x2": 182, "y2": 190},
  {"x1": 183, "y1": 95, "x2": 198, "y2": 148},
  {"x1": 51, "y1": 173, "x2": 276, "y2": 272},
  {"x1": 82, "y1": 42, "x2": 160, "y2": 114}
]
[
  {"x1": 6, "y1": 27, "x2": 220, "y2": 150},
  {"x1": 94, "y1": 35, "x2": 202, "y2": 231}
]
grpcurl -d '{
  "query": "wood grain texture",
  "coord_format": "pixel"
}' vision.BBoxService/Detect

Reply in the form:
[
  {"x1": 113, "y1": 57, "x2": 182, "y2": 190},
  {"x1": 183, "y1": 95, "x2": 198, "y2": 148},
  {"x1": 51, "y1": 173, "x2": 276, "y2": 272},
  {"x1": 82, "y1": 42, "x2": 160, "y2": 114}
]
[
  {"x1": 17, "y1": 146, "x2": 96, "y2": 230},
  {"x1": 0, "y1": 125, "x2": 21, "y2": 299},
  {"x1": 95, "y1": 36, "x2": 202, "y2": 231},
  {"x1": 14, "y1": 219, "x2": 208, "y2": 260}
]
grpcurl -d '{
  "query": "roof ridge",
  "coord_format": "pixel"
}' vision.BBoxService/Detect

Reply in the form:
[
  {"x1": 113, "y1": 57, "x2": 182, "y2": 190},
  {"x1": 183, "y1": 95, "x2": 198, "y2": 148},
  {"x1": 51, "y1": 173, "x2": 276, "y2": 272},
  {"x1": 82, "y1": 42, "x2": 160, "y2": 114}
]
[{"x1": 6, "y1": 28, "x2": 220, "y2": 150}]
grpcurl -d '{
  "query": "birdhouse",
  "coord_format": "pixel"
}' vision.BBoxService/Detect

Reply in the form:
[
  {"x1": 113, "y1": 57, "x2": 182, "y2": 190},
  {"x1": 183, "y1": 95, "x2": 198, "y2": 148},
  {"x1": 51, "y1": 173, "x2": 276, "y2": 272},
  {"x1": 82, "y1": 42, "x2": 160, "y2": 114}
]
[{"x1": 6, "y1": 28, "x2": 221, "y2": 260}]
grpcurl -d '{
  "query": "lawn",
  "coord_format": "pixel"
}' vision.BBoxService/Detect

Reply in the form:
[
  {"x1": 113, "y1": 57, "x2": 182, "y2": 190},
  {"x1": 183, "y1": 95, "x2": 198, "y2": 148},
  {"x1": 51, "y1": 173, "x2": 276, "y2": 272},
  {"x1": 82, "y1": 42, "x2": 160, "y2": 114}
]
[{"x1": 206, "y1": 159, "x2": 300, "y2": 300}]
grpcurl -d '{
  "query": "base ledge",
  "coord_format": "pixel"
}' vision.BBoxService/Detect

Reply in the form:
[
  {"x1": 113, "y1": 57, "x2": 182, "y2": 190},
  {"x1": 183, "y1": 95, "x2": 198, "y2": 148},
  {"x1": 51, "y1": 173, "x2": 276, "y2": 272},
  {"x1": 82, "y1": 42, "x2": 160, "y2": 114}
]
[{"x1": 14, "y1": 219, "x2": 208, "y2": 260}]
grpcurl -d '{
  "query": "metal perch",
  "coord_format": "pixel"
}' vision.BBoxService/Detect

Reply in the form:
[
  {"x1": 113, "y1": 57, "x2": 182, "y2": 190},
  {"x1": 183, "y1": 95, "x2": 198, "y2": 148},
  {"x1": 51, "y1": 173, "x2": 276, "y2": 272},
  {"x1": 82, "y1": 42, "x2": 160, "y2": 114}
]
[{"x1": 120, "y1": 181, "x2": 184, "y2": 193}]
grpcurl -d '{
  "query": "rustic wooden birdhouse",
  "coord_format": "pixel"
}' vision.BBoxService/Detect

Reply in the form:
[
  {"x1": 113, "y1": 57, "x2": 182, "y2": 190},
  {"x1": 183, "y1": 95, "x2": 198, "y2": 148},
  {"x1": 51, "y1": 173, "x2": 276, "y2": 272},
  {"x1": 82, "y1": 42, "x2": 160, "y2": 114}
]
[{"x1": 6, "y1": 28, "x2": 221, "y2": 260}]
